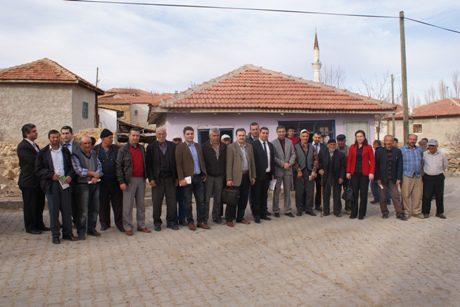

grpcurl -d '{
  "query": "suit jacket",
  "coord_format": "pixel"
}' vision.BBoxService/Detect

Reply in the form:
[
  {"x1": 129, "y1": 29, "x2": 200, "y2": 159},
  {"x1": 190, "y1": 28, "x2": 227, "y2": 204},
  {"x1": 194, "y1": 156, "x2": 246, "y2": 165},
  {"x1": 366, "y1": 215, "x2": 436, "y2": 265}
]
[
  {"x1": 17, "y1": 139, "x2": 40, "y2": 188},
  {"x1": 313, "y1": 142, "x2": 328, "y2": 170},
  {"x1": 321, "y1": 149, "x2": 346, "y2": 181},
  {"x1": 271, "y1": 138, "x2": 296, "y2": 177},
  {"x1": 116, "y1": 143, "x2": 147, "y2": 185},
  {"x1": 375, "y1": 147, "x2": 403, "y2": 184},
  {"x1": 35, "y1": 145, "x2": 75, "y2": 193},
  {"x1": 145, "y1": 140, "x2": 177, "y2": 182},
  {"x1": 175, "y1": 142, "x2": 206, "y2": 180},
  {"x1": 226, "y1": 142, "x2": 256, "y2": 186},
  {"x1": 252, "y1": 139, "x2": 275, "y2": 179},
  {"x1": 202, "y1": 141, "x2": 226, "y2": 177},
  {"x1": 346, "y1": 144, "x2": 375, "y2": 176}
]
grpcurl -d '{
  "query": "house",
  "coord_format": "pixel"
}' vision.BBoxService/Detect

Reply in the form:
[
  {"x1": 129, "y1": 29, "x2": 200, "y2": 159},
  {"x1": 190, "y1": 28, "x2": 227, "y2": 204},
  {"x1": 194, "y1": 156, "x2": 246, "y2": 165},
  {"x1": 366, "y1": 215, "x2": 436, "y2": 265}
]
[
  {"x1": 386, "y1": 98, "x2": 460, "y2": 145},
  {"x1": 0, "y1": 58, "x2": 104, "y2": 143},
  {"x1": 98, "y1": 88, "x2": 172, "y2": 127},
  {"x1": 148, "y1": 64, "x2": 395, "y2": 143}
]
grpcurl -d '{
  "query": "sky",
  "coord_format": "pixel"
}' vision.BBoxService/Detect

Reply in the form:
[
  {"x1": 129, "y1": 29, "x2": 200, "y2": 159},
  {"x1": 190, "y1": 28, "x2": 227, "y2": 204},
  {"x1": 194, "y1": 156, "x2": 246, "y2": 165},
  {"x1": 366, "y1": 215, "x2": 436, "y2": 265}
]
[{"x1": 1, "y1": 0, "x2": 459, "y2": 105}]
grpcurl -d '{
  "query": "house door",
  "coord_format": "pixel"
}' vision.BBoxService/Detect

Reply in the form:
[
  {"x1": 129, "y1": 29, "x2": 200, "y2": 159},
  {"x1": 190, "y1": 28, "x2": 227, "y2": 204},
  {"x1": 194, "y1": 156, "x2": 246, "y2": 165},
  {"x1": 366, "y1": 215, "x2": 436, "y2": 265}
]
[{"x1": 344, "y1": 121, "x2": 369, "y2": 144}]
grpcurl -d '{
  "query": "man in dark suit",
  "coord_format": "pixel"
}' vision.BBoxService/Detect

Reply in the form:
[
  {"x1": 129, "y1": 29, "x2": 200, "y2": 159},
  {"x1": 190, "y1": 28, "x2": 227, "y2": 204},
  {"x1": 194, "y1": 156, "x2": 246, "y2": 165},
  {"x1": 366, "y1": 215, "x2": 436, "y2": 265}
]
[
  {"x1": 320, "y1": 139, "x2": 346, "y2": 216},
  {"x1": 175, "y1": 126, "x2": 207, "y2": 230},
  {"x1": 146, "y1": 127, "x2": 178, "y2": 231},
  {"x1": 17, "y1": 123, "x2": 48, "y2": 234},
  {"x1": 251, "y1": 127, "x2": 275, "y2": 223},
  {"x1": 202, "y1": 128, "x2": 227, "y2": 224},
  {"x1": 312, "y1": 131, "x2": 328, "y2": 211},
  {"x1": 35, "y1": 130, "x2": 77, "y2": 244}
]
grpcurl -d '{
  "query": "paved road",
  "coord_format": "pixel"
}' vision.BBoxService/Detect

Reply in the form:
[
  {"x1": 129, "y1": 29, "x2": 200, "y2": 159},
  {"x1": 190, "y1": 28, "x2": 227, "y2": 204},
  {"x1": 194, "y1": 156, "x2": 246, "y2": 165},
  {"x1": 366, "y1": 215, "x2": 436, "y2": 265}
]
[{"x1": 0, "y1": 178, "x2": 459, "y2": 306}]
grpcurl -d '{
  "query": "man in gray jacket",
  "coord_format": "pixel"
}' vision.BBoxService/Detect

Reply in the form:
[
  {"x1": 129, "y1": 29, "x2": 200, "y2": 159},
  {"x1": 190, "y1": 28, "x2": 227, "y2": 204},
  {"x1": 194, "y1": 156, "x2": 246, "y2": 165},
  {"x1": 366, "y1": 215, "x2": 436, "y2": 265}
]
[{"x1": 271, "y1": 125, "x2": 296, "y2": 218}]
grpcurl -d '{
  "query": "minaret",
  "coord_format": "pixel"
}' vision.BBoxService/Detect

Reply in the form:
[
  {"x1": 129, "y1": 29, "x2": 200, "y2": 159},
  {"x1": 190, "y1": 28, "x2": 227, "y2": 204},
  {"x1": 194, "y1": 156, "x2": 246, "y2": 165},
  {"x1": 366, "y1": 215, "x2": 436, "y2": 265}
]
[{"x1": 311, "y1": 31, "x2": 322, "y2": 82}]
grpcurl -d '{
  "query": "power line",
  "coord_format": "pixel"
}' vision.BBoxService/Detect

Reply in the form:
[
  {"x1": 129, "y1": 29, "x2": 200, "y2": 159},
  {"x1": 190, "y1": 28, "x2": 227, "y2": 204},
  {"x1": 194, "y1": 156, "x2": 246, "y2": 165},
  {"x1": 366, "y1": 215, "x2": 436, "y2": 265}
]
[{"x1": 64, "y1": 0, "x2": 460, "y2": 34}]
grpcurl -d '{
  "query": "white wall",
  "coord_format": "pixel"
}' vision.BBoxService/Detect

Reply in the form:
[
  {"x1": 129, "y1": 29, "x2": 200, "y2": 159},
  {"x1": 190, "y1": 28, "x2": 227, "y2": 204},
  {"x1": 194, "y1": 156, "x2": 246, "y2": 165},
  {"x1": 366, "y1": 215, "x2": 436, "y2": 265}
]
[{"x1": 98, "y1": 108, "x2": 118, "y2": 133}]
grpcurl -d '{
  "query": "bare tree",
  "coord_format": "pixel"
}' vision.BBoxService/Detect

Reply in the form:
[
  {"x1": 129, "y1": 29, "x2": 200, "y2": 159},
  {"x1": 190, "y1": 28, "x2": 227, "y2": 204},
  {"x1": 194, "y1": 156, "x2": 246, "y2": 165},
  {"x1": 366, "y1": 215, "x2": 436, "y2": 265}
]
[
  {"x1": 438, "y1": 80, "x2": 449, "y2": 99},
  {"x1": 452, "y1": 71, "x2": 460, "y2": 98},
  {"x1": 424, "y1": 85, "x2": 438, "y2": 103},
  {"x1": 322, "y1": 65, "x2": 346, "y2": 89},
  {"x1": 361, "y1": 73, "x2": 392, "y2": 102}
]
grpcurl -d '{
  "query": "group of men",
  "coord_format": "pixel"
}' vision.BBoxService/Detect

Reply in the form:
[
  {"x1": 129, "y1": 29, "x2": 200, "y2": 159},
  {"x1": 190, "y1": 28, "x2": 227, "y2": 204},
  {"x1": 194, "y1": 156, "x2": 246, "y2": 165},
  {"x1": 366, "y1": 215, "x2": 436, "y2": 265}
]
[{"x1": 17, "y1": 121, "x2": 449, "y2": 244}]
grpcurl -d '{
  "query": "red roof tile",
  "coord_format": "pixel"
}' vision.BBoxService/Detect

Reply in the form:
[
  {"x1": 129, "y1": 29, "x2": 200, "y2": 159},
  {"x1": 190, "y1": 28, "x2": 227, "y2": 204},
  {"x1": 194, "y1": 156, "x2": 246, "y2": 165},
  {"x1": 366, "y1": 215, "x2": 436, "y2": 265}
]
[
  {"x1": 99, "y1": 88, "x2": 173, "y2": 106},
  {"x1": 159, "y1": 65, "x2": 395, "y2": 113},
  {"x1": 393, "y1": 98, "x2": 460, "y2": 119},
  {"x1": 0, "y1": 58, "x2": 103, "y2": 94}
]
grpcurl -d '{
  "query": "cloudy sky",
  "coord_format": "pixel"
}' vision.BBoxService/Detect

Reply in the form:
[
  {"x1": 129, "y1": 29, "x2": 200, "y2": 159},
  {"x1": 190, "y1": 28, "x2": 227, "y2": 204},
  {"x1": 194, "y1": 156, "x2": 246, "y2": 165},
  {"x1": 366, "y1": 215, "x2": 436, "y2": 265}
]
[{"x1": 1, "y1": 0, "x2": 459, "y2": 104}]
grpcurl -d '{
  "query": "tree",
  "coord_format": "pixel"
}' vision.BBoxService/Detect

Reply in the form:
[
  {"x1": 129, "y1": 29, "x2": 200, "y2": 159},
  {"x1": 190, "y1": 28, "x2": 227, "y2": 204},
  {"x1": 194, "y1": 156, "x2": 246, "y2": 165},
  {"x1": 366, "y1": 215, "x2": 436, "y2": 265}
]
[
  {"x1": 322, "y1": 65, "x2": 346, "y2": 89},
  {"x1": 452, "y1": 71, "x2": 460, "y2": 98}
]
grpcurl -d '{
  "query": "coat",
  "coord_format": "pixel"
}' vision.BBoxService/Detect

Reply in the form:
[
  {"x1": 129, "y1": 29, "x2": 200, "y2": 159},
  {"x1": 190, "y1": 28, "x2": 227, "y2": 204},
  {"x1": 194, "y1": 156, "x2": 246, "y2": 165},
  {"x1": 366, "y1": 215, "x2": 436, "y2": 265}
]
[
  {"x1": 321, "y1": 149, "x2": 346, "y2": 181},
  {"x1": 202, "y1": 141, "x2": 226, "y2": 177},
  {"x1": 116, "y1": 143, "x2": 147, "y2": 185},
  {"x1": 271, "y1": 138, "x2": 296, "y2": 177},
  {"x1": 17, "y1": 139, "x2": 40, "y2": 188},
  {"x1": 252, "y1": 139, "x2": 275, "y2": 179},
  {"x1": 346, "y1": 144, "x2": 375, "y2": 176},
  {"x1": 175, "y1": 142, "x2": 206, "y2": 180},
  {"x1": 145, "y1": 140, "x2": 177, "y2": 182},
  {"x1": 35, "y1": 145, "x2": 75, "y2": 193},
  {"x1": 374, "y1": 147, "x2": 403, "y2": 184},
  {"x1": 226, "y1": 142, "x2": 256, "y2": 187}
]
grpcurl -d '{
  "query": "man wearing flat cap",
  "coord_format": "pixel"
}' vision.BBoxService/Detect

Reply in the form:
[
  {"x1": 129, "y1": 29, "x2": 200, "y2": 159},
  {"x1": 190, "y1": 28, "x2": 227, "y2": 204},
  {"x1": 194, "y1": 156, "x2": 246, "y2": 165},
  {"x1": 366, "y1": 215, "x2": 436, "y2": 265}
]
[
  {"x1": 94, "y1": 129, "x2": 124, "y2": 232},
  {"x1": 422, "y1": 139, "x2": 448, "y2": 219}
]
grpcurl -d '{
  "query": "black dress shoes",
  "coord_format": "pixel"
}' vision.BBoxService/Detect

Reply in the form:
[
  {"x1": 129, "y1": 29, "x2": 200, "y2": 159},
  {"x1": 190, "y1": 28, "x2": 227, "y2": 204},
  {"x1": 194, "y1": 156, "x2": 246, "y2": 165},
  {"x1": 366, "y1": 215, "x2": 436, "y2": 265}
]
[
  {"x1": 436, "y1": 213, "x2": 446, "y2": 219},
  {"x1": 100, "y1": 225, "x2": 110, "y2": 231},
  {"x1": 296, "y1": 212, "x2": 302, "y2": 216},
  {"x1": 40, "y1": 226, "x2": 50, "y2": 231},
  {"x1": 167, "y1": 224, "x2": 179, "y2": 230},
  {"x1": 52, "y1": 237, "x2": 61, "y2": 244},
  {"x1": 285, "y1": 212, "x2": 295, "y2": 218},
  {"x1": 266, "y1": 211, "x2": 272, "y2": 216},
  {"x1": 26, "y1": 229, "x2": 42, "y2": 235},
  {"x1": 305, "y1": 211, "x2": 317, "y2": 216},
  {"x1": 274, "y1": 213, "x2": 280, "y2": 218},
  {"x1": 154, "y1": 225, "x2": 161, "y2": 231},
  {"x1": 62, "y1": 235, "x2": 78, "y2": 241},
  {"x1": 254, "y1": 217, "x2": 261, "y2": 224},
  {"x1": 87, "y1": 230, "x2": 101, "y2": 237},
  {"x1": 261, "y1": 216, "x2": 271, "y2": 221}
]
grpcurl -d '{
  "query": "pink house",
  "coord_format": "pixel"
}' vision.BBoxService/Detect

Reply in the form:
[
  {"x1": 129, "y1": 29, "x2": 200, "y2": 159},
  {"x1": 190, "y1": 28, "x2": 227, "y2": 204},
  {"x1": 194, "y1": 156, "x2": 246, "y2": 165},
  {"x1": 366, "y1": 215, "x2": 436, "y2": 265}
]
[{"x1": 148, "y1": 65, "x2": 395, "y2": 143}]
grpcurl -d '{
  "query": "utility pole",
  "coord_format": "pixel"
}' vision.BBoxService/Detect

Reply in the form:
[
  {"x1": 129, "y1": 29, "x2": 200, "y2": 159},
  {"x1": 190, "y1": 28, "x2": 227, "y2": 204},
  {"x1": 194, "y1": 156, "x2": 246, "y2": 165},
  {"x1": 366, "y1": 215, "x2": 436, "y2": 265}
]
[
  {"x1": 399, "y1": 11, "x2": 409, "y2": 144},
  {"x1": 95, "y1": 67, "x2": 100, "y2": 87},
  {"x1": 391, "y1": 74, "x2": 396, "y2": 136}
]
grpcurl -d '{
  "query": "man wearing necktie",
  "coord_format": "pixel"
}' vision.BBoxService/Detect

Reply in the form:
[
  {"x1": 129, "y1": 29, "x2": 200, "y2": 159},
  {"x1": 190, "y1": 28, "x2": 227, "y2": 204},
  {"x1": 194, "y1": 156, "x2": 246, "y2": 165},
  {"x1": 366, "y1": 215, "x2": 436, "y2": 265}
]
[{"x1": 312, "y1": 132, "x2": 328, "y2": 211}]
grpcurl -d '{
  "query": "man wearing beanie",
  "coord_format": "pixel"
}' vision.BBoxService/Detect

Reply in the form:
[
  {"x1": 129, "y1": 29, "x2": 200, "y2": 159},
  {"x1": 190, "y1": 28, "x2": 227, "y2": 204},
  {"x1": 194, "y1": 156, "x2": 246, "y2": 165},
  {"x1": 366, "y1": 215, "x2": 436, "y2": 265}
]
[{"x1": 94, "y1": 129, "x2": 124, "y2": 232}]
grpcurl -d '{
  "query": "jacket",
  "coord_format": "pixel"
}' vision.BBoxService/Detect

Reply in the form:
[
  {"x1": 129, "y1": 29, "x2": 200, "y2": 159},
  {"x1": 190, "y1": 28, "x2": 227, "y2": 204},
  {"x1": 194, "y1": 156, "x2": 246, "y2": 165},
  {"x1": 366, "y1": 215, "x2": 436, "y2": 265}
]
[
  {"x1": 175, "y1": 142, "x2": 206, "y2": 180},
  {"x1": 374, "y1": 147, "x2": 403, "y2": 184},
  {"x1": 271, "y1": 138, "x2": 296, "y2": 177},
  {"x1": 252, "y1": 139, "x2": 275, "y2": 179},
  {"x1": 294, "y1": 142, "x2": 319, "y2": 175},
  {"x1": 94, "y1": 144, "x2": 120, "y2": 181},
  {"x1": 116, "y1": 143, "x2": 147, "y2": 185},
  {"x1": 202, "y1": 141, "x2": 226, "y2": 177},
  {"x1": 321, "y1": 149, "x2": 346, "y2": 180},
  {"x1": 226, "y1": 141, "x2": 256, "y2": 187},
  {"x1": 346, "y1": 144, "x2": 375, "y2": 176},
  {"x1": 35, "y1": 145, "x2": 75, "y2": 193},
  {"x1": 145, "y1": 140, "x2": 177, "y2": 181},
  {"x1": 17, "y1": 139, "x2": 40, "y2": 188}
]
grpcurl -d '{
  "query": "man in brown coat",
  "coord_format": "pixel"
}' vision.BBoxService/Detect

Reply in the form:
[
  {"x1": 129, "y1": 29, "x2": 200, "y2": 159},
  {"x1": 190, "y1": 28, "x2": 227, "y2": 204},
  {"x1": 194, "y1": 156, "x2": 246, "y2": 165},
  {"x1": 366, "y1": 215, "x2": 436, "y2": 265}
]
[
  {"x1": 226, "y1": 128, "x2": 256, "y2": 227},
  {"x1": 175, "y1": 126, "x2": 207, "y2": 230}
]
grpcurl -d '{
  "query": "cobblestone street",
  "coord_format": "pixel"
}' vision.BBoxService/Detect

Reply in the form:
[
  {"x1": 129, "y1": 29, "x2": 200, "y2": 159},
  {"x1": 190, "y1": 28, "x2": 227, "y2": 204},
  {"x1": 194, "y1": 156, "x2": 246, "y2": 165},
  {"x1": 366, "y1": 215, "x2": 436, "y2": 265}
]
[{"x1": 0, "y1": 178, "x2": 459, "y2": 306}]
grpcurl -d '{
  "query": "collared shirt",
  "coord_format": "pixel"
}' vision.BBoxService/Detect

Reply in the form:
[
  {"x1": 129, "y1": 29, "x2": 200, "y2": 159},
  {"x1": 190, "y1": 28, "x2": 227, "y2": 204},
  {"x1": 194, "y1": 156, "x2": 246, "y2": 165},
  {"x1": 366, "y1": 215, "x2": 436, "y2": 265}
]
[
  {"x1": 423, "y1": 150, "x2": 448, "y2": 176},
  {"x1": 386, "y1": 148, "x2": 394, "y2": 180},
  {"x1": 63, "y1": 140, "x2": 74, "y2": 154},
  {"x1": 50, "y1": 145, "x2": 65, "y2": 176},
  {"x1": 71, "y1": 149, "x2": 103, "y2": 177},
  {"x1": 186, "y1": 141, "x2": 201, "y2": 175},
  {"x1": 401, "y1": 145, "x2": 423, "y2": 177},
  {"x1": 313, "y1": 142, "x2": 321, "y2": 154},
  {"x1": 211, "y1": 142, "x2": 220, "y2": 159},
  {"x1": 260, "y1": 139, "x2": 271, "y2": 172},
  {"x1": 25, "y1": 138, "x2": 39, "y2": 152},
  {"x1": 239, "y1": 143, "x2": 249, "y2": 172},
  {"x1": 159, "y1": 141, "x2": 167, "y2": 154},
  {"x1": 128, "y1": 144, "x2": 144, "y2": 177},
  {"x1": 279, "y1": 138, "x2": 286, "y2": 154}
]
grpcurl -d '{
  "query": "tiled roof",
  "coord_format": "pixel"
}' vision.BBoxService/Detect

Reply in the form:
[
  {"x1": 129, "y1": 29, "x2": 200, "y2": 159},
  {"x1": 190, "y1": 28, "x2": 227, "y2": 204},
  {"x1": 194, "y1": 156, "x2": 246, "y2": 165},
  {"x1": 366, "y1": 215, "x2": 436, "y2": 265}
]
[
  {"x1": 393, "y1": 98, "x2": 460, "y2": 119},
  {"x1": 158, "y1": 65, "x2": 395, "y2": 113},
  {"x1": 0, "y1": 58, "x2": 103, "y2": 94},
  {"x1": 99, "y1": 88, "x2": 173, "y2": 106}
]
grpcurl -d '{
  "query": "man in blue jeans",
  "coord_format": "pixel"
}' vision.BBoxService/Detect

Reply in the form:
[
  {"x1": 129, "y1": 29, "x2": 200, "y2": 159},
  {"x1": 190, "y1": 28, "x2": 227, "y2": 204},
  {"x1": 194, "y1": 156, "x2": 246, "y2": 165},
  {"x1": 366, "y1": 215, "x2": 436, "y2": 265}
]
[{"x1": 72, "y1": 136, "x2": 103, "y2": 240}]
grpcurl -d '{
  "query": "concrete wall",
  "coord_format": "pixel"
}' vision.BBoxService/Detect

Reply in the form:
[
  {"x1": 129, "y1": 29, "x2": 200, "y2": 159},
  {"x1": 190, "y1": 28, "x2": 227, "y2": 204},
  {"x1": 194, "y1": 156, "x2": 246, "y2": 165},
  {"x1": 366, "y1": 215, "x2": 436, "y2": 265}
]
[
  {"x1": 387, "y1": 117, "x2": 460, "y2": 145},
  {"x1": 0, "y1": 83, "x2": 72, "y2": 145},
  {"x1": 98, "y1": 108, "x2": 118, "y2": 133},
  {"x1": 163, "y1": 112, "x2": 375, "y2": 143},
  {"x1": 130, "y1": 104, "x2": 149, "y2": 127},
  {"x1": 71, "y1": 85, "x2": 97, "y2": 132}
]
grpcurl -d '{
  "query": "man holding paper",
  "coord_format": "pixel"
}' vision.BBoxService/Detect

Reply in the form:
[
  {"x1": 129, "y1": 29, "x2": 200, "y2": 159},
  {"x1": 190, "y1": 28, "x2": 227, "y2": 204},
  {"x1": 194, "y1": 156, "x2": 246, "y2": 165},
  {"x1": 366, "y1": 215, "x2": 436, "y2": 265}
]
[
  {"x1": 374, "y1": 135, "x2": 406, "y2": 221},
  {"x1": 35, "y1": 130, "x2": 76, "y2": 244},
  {"x1": 72, "y1": 136, "x2": 104, "y2": 239}
]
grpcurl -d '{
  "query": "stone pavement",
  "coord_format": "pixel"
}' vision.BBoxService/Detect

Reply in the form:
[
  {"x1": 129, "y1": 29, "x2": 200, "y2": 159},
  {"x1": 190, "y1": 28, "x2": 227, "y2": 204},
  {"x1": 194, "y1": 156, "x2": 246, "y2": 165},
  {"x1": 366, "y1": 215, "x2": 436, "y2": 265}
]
[{"x1": 0, "y1": 178, "x2": 459, "y2": 306}]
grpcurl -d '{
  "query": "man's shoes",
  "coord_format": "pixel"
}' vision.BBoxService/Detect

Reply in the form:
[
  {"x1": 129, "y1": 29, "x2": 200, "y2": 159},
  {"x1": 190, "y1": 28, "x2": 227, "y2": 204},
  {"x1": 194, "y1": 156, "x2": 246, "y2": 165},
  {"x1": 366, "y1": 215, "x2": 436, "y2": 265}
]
[
  {"x1": 315, "y1": 207, "x2": 322, "y2": 211},
  {"x1": 100, "y1": 225, "x2": 110, "y2": 231},
  {"x1": 125, "y1": 229, "x2": 133, "y2": 236},
  {"x1": 254, "y1": 217, "x2": 261, "y2": 224},
  {"x1": 87, "y1": 230, "x2": 101, "y2": 237},
  {"x1": 436, "y1": 213, "x2": 446, "y2": 219},
  {"x1": 137, "y1": 227, "x2": 151, "y2": 233},
  {"x1": 188, "y1": 223, "x2": 197, "y2": 231},
  {"x1": 382, "y1": 212, "x2": 389, "y2": 219},
  {"x1": 370, "y1": 200, "x2": 379, "y2": 204},
  {"x1": 154, "y1": 225, "x2": 161, "y2": 232},
  {"x1": 78, "y1": 234, "x2": 86, "y2": 240},
  {"x1": 335, "y1": 213, "x2": 342, "y2": 217},
  {"x1": 358, "y1": 216, "x2": 364, "y2": 220},
  {"x1": 213, "y1": 218, "x2": 222, "y2": 224},
  {"x1": 40, "y1": 226, "x2": 50, "y2": 231},
  {"x1": 62, "y1": 235, "x2": 77, "y2": 241},
  {"x1": 238, "y1": 219, "x2": 250, "y2": 224},
  {"x1": 52, "y1": 237, "x2": 61, "y2": 244},
  {"x1": 261, "y1": 216, "x2": 271, "y2": 221},
  {"x1": 179, "y1": 220, "x2": 188, "y2": 227},
  {"x1": 350, "y1": 215, "x2": 357, "y2": 219},
  {"x1": 296, "y1": 212, "x2": 302, "y2": 216},
  {"x1": 423, "y1": 214, "x2": 430, "y2": 219},
  {"x1": 197, "y1": 223, "x2": 210, "y2": 229},
  {"x1": 305, "y1": 211, "x2": 317, "y2": 216},
  {"x1": 397, "y1": 214, "x2": 408, "y2": 221},
  {"x1": 226, "y1": 221, "x2": 235, "y2": 227},
  {"x1": 26, "y1": 229, "x2": 42, "y2": 235},
  {"x1": 266, "y1": 211, "x2": 272, "y2": 216},
  {"x1": 323, "y1": 212, "x2": 330, "y2": 216},
  {"x1": 117, "y1": 226, "x2": 125, "y2": 233},
  {"x1": 285, "y1": 212, "x2": 295, "y2": 218},
  {"x1": 167, "y1": 224, "x2": 179, "y2": 230},
  {"x1": 274, "y1": 213, "x2": 280, "y2": 218},
  {"x1": 414, "y1": 213, "x2": 425, "y2": 219}
]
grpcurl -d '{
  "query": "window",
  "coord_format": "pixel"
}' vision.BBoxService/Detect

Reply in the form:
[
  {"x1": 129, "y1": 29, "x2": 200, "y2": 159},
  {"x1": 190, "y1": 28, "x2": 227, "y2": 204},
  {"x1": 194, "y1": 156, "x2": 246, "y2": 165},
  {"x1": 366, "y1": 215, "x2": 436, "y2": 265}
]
[
  {"x1": 116, "y1": 110, "x2": 124, "y2": 118},
  {"x1": 413, "y1": 124, "x2": 422, "y2": 133},
  {"x1": 82, "y1": 101, "x2": 89, "y2": 119}
]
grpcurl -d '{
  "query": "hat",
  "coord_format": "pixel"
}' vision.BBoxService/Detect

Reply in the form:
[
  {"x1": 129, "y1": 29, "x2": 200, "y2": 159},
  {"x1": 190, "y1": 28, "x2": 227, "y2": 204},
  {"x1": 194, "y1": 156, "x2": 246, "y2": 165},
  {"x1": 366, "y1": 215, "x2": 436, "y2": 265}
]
[
  {"x1": 427, "y1": 139, "x2": 438, "y2": 146},
  {"x1": 100, "y1": 128, "x2": 113, "y2": 139},
  {"x1": 221, "y1": 134, "x2": 231, "y2": 141},
  {"x1": 336, "y1": 134, "x2": 346, "y2": 141},
  {"x1": 327, "y1": 138, "x2": 336, "y2": 144},
  {"x1": 300, "y1": 129, "x2": 310, "y2": 134}
]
